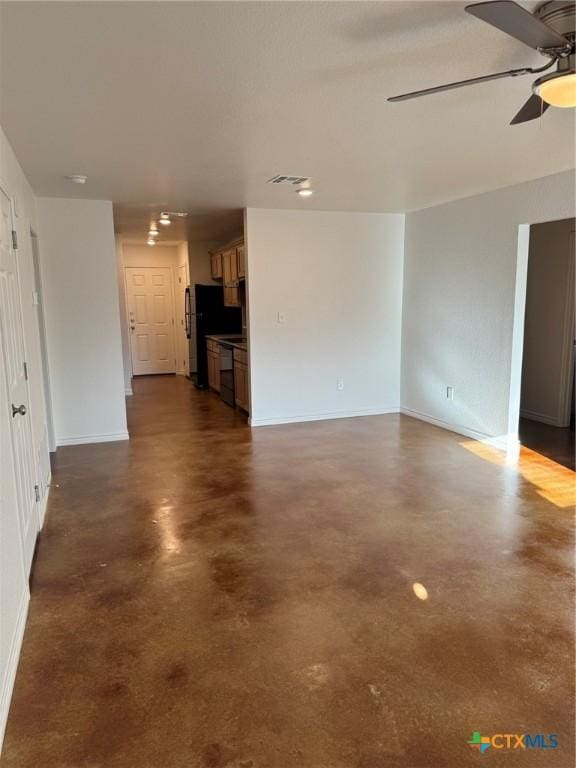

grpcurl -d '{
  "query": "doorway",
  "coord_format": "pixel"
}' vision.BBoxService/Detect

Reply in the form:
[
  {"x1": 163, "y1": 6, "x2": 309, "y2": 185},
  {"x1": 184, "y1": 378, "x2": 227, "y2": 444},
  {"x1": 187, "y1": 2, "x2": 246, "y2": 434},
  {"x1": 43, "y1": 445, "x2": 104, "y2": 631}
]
[
  {"x1": 518, "y1": 218, "x2": 575, "y2": 469},
  {"x1": 125, "y1": 265, "x2": 177, "y2": 376}
]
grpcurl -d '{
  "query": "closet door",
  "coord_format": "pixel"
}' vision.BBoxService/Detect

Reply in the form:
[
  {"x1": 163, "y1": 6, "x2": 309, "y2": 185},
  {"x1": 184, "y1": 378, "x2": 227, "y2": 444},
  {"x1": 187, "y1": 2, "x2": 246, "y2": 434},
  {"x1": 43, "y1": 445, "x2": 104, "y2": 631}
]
[{"x1": 0, "y1": 185, "x2": 38, "y2": 574}]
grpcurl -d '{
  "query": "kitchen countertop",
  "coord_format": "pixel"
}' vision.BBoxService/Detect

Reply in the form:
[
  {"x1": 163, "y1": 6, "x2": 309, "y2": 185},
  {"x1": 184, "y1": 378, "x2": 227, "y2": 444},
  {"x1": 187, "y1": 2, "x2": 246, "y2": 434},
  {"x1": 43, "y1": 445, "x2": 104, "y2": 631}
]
[{"x1": 205, "y1": 334, "x2": 247, "y2": 351}]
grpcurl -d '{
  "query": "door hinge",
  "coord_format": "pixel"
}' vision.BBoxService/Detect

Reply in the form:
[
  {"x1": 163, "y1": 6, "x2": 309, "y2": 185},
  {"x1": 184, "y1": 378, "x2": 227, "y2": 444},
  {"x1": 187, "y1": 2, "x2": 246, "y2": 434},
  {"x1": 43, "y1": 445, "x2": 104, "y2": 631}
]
[
  {"x1": 34, "y1": 484, "x2": 40, "y2": 502},
  {"x1": 23, "y1": 361, "x2": 28, "y2": 380},
  {"x1": 11, "y1": 229, "x2": 18, "y2": 250}
]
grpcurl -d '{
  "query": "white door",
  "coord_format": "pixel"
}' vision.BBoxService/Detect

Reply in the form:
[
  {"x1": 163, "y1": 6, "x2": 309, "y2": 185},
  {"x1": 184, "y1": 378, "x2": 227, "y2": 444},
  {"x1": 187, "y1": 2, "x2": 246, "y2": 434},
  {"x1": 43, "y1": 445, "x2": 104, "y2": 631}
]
[
  {"x1": 0, "y1": 321, "x2": 29, "y2": 746},
  {"x1": 125, "y1": 266, "x2": 177, "y2": 375},
  {"x1": 0, "y1": 186, "x2": 38, "y2": 574}
]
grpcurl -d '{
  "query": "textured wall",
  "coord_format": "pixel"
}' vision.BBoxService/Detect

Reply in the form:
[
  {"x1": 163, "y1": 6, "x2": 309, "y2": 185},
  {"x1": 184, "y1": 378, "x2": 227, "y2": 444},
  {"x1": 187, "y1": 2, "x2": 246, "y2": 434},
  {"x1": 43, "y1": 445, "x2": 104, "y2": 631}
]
[
  {"x1": 402, "y1": 170, "x2": 576, "y2": 439},
  {"x1": 246, "y1": 208, "x2": 405, "y2": 425}
]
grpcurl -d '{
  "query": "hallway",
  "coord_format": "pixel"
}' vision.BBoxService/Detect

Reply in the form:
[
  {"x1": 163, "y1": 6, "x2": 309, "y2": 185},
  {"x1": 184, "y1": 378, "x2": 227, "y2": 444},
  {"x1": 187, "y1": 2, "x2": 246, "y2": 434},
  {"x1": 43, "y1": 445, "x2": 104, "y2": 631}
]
[{"x1": 2, "y1": 376, "x2": 574, "y2": 767}]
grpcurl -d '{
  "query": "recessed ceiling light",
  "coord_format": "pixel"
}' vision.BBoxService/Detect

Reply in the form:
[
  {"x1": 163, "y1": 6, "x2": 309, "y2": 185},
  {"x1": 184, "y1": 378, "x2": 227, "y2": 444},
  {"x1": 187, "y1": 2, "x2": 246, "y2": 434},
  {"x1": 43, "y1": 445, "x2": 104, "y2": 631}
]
[
  {"x1": 159, "y1": 215, "x2": 171, "y2": 226},
  {"x1": 149, "y1": 228, "x2": 159, "y2": 236},
  {"x1": 297, "y1": 188, "x2": 314, "y2": 198},
  {"x1": 65, "y1": 174, "x2": 87, "y2": 184},
  {"x1": 147, "y1": 238, "x2": 156, "y2": 246}
]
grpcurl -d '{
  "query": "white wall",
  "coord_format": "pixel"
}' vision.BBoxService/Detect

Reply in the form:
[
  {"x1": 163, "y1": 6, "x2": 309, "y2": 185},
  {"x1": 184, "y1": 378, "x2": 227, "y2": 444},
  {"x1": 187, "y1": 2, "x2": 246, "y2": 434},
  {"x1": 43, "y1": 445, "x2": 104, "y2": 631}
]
[
  {"x1": 37, "y1": 197, "x2": 128, "y2": 445},
  {"x1": 115, "y1": 237, "x2": 133, "y2": 395},
  {"x1": 0, "y1": 126, "x2": 51, "y2": 749},
  {"x1": 245, "y1": 208, "x2": 405, "y2": 425},
  {"x1": 401, "y1": 170, "x2": 576, "y2": 440},
  {"x1": 521, "y1": 218, "x2": 575, "y2": 426},
  {"x1": 175, "y1": 242, "x2": 189, "y2": 375},
  {"x1": 188, "y1": 240, "x2": 219, "y2": 286}
]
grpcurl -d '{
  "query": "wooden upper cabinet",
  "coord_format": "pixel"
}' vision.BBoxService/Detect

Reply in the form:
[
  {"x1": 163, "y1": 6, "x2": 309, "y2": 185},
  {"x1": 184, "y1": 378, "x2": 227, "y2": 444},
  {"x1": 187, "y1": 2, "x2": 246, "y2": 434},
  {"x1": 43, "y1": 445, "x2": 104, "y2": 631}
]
[
  {"x1": 211, "y1": 239, "x2": 244, "y2": 306},
  {"x1": 210, "y1": 252, "x2": 223, "y2": 280},
  {"x1": 222, "y1": 248, "x2": 238, "y2": 286},
  {"x1": 236, "y1": 244, "x2": 245, "y2": 279}
]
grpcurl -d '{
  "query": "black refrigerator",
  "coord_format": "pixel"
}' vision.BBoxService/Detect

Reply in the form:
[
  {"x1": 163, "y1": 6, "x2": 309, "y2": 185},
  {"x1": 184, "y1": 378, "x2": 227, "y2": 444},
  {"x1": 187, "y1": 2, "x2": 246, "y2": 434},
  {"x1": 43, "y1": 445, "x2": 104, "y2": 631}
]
[{"x1": 185, "y1": 284, "x2": 241, "y2": 389}]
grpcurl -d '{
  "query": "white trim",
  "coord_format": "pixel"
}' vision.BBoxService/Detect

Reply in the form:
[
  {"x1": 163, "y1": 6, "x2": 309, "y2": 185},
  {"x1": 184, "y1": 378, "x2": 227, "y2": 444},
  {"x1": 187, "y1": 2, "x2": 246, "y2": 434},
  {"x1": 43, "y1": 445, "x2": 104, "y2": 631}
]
[
  {"x1": 400, "y1": 406, "x2": 519, "y2": 454},
  {"x1": 557, "y1": 228, "x2": 575, "y2": 427},
  {"x1": 125, "y1": 386, "x2": 133, "y2": 396},
  {"x1": 38, "y1": 481, "x2": 50, "y2": 529},
  {"x1": 0, "y1": 592, "x2": 29, "y2": 749},
  {"x1": 519, "y1": 408, "x2": 562, "y2": 427},
  {"x1": 400, "y1": 407, "x2": 489, "y2": 441},
  {"x1": 56, "y1": 431, "x2": 129, "y2": 446},
  {"x1": 249, "y1": 406, "x2": 399, "y2": 427},
  {"x1": 508, "y1": 224, "x2": 531, "y2": 437}
]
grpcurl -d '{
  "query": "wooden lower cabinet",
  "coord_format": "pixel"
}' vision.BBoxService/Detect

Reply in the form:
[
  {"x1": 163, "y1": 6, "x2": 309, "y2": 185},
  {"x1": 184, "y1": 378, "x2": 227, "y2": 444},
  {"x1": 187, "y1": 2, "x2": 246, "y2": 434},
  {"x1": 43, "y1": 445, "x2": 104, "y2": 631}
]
[
  {"x1": 233, "y1": 347, "x2": 249, "y2": 412},
  {"x1": 207, "y1": 340, "x2": 221, "y2": 392},
  {"x1": 223, "y1": 284, "x2": 240, "y2": 308}
]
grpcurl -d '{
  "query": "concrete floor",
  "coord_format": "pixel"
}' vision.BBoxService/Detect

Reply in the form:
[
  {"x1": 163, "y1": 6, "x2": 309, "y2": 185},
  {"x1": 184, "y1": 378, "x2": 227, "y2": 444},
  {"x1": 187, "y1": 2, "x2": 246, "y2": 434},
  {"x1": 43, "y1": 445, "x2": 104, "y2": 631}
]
[{"x1": 2, "y1": 376, "x2": 574, "y2": 767}]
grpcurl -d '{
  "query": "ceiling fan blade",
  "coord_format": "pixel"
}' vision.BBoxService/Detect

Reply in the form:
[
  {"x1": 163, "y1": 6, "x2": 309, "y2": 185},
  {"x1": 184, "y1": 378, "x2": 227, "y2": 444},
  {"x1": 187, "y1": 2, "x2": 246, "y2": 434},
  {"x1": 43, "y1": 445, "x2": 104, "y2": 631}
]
[
  {"x1": 388, "y1": 67, "x2": 531, "y2": 102},
  {"x1": 466, "y1": 1, "x2": 570, "y2": 51},
  {"x1": 510, "y1": 93, "x2": 550, "y2": 124}
]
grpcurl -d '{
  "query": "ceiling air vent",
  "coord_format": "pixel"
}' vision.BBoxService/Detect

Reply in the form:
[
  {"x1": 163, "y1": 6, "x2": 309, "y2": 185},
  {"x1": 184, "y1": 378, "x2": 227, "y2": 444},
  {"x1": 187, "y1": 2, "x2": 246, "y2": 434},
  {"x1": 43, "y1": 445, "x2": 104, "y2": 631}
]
[{"x1": 267, "y1": 175, "x2": 310, "y2": 185}]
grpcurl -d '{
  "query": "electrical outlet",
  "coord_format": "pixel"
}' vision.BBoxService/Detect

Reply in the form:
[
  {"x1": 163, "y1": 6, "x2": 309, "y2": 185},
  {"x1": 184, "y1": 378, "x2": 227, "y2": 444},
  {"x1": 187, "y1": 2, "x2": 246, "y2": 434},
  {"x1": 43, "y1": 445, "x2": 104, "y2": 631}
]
[
  {"x1": 446, "y1": 386, "x2": 454, "y2": 401},
  {"x1": 337, "y1": 378, "x2": 344, "y2": 391},
  {"x1": 277, "y1": 311, "x2": 286, "y2": 324}
]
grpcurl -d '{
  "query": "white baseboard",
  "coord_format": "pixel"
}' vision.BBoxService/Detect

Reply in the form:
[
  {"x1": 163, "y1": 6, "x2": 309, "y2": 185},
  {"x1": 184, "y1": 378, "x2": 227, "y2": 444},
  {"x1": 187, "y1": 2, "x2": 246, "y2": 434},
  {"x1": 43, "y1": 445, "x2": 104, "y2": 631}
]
[
  {"x1": 400, "y1": 407, "x2": 489, "y2": 441},
  {"x1": 0, "y1": 592, "x2": 29, "y2": 751},
  {"x1": 250, "y1": 406, "x2": 399, "y2": 427},
  {"x1": 520, "y1": 409, "x2": 562, "y2": 427},
  {"x1": 400, "y1": 407, "x2": 518, "y2": 452},
  {"x1": 56, "y1": 431, "x2": 130, "y2": 447}
]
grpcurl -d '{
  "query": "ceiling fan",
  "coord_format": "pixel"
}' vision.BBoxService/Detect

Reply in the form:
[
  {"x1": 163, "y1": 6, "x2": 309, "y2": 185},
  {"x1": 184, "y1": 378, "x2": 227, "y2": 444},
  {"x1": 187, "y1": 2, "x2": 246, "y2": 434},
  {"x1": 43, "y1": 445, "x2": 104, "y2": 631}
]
[{"x1": 388, "y1": 1, "x2": 576, "y2": 124}]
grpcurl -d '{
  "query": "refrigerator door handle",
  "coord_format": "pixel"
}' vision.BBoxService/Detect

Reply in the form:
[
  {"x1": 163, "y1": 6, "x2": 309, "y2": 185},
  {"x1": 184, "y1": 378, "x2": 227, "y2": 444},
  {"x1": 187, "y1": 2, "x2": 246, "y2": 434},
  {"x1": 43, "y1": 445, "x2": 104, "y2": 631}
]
[{"x1": 184, "y1": 287, "x2": 191, "y2": 339}]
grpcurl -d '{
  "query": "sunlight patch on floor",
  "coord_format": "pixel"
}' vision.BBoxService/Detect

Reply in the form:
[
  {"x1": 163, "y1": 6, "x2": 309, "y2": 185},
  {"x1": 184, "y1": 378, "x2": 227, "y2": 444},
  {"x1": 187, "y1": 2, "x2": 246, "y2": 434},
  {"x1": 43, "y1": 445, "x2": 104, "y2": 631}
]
[{"x1": 460, "y1": 441, "x2": 576, "y2": 509}]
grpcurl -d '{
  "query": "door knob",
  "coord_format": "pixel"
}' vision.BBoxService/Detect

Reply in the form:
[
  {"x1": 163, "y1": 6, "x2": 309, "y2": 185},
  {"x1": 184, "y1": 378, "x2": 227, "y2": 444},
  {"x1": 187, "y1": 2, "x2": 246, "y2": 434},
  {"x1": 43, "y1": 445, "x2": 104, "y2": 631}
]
[{"x1": 12, "y1": 403, "x2": 26, "y2": 417}]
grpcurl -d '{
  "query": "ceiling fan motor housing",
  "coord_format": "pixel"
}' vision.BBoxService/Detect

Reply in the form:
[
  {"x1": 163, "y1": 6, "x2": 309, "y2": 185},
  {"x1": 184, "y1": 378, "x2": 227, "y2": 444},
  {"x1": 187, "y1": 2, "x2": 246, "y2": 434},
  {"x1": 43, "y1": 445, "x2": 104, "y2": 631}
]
[{"x1": 536, "y1": 1, "x2": 575, "y2": 44}]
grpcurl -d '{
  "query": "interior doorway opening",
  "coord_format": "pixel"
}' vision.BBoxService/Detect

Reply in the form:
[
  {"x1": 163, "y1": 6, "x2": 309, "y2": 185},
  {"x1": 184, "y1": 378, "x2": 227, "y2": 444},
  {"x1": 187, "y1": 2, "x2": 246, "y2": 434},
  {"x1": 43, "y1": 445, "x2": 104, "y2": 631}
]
[
  {"x1": 113, "y1": 208, "x2": 250, "y2": 424},
  {"x1": 516, "y1": 218, "x2": 575, "y2": 470}
]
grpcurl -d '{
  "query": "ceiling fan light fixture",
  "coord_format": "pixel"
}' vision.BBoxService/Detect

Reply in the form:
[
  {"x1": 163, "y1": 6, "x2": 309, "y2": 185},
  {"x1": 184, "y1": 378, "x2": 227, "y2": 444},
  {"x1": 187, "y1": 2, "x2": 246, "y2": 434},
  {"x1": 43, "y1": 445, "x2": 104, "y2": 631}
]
[{"x1": 534, "y1": 70, "x2": 576, "y2": 108}]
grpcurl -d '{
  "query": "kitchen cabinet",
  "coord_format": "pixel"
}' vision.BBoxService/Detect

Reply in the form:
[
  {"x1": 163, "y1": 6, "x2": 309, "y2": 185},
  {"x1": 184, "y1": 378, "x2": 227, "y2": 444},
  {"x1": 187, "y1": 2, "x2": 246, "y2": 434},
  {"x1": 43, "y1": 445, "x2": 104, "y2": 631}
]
[
  {"x1": 207, "y1": 339, "x2": 221, "y2": 392},
  {"x1": 233, "y1": 347, "x2": 249, "y2": 412},
  {"x1": 210, "y1": 238, "x2": 244, "y2": 306},
  {"x1": 210, "y1": 251, "x2": 223, "y2": 279},
  {"x1": 236, "y1": 244, "x2": 245, "y2": 279},
  {"x1": 222, "y1": 247, "x2": 240, "y2": 307},
  {"x1": 222, "y1": 248, "x2": 238, "y2": 284}
]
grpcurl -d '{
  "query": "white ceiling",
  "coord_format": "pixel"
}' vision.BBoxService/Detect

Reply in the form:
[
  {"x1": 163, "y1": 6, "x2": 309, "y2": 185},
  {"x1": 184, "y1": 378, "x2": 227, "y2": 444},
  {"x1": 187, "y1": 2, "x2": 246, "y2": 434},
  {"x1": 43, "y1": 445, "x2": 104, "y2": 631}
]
[
  {"x1": 112, "y1": 203, "x2": 243, "y2": 243},
  {"x1": 1, "y1": 1, "x2": 574, "y2": 241}
]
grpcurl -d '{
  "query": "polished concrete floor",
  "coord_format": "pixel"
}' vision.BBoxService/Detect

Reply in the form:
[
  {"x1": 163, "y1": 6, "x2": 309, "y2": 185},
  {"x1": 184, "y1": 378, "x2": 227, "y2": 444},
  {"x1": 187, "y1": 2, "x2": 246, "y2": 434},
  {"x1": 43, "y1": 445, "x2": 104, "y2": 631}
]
[{"x1": 2, "y1": 376, "x2": 574, "y2": 767}]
